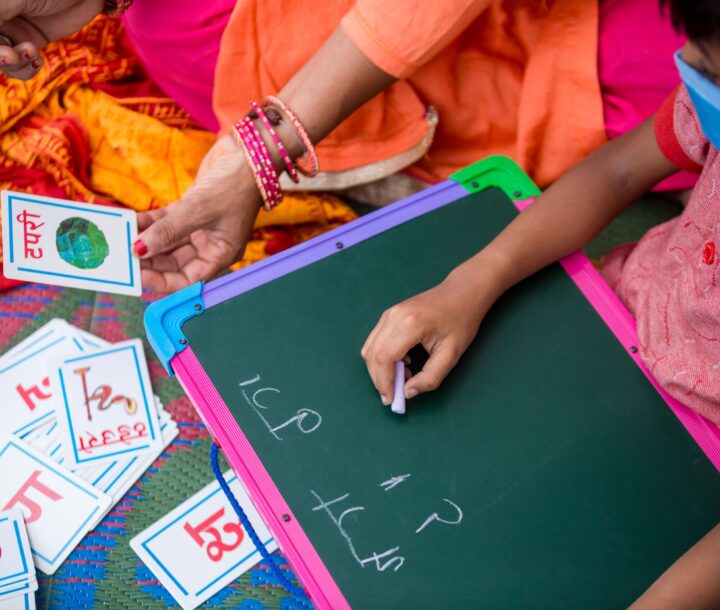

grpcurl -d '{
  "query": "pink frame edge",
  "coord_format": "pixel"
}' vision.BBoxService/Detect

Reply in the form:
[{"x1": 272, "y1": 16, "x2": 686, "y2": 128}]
[{"x1": 169, "y1": 196, "x2": 720, "y2": 610}]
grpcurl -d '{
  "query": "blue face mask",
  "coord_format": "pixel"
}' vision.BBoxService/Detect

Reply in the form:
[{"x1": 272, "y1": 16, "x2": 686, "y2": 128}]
[{"x1": 675, "y1": 50, "x2": 720, "y2": 150}]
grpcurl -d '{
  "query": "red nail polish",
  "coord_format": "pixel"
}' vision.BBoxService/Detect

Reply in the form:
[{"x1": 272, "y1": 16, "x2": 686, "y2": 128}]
[
  {"x1": 31, "y1": 61, "x2": 39, "y2": 69},
  {"x1": 24, "y1": 52, "x2": 30, "y2": 59},
  {"x1": 133, "y1": 239, "x2": 148, "y2": 257},
  {"x1": 0, "y1": 57, "x2": 5, "y2": 65}
]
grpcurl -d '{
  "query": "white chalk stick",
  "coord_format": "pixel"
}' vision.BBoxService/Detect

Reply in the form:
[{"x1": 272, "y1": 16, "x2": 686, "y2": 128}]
[{"x1": 391, "y1": 361, "x2": 406, "y2": 415}]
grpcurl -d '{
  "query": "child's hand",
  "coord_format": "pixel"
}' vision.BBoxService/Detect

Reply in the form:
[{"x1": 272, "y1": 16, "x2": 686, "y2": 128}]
[{"x1": 361, "y1": 275, "x2": 495, "y2": 405}]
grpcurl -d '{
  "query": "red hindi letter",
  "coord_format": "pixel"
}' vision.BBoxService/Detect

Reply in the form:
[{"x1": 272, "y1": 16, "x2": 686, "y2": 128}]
[{"x1": 4, "y1": 470, "x2": 63, "y2": 524}]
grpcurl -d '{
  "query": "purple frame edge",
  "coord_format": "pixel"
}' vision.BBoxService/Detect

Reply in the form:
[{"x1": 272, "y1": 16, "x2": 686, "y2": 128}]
[{"x1": 201, "y1": 179, "x2": 468, "y2": 308}]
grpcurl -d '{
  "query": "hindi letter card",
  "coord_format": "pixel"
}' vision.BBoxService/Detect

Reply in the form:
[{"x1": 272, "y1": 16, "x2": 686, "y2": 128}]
[
  {"x1": 130, "y1": 473, "x2": 277, "y2": 610},
  {"x1": 0, "y1": 436, "x2": 111, "y2": 575},
  {"x1": 50, "y1": 339, "x2": 162, "y2": 470},
  {"x1": 0, "y1": 322, "x2": 87, "y2": 437},
  {"x1": 0, "y1": 508, "x2": 36, "y2": 601},
  {"x1": 1, "y1": 191, "x2": 141, "y2": 296}
]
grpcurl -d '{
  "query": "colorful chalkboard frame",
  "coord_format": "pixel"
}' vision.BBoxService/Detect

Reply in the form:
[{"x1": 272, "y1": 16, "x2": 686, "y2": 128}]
[{"x1": 144, "y1": 156, "x2": 720, "y2": 609}]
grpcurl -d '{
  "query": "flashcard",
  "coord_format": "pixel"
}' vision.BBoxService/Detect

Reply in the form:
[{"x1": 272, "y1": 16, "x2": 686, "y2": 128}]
[
  {"x1": 73, "y1": 327, "x2": 111, "y2": 351},
  {"x1": 0, "y1": 320, "x2": 71, "y2": 364},
  {"x1": 1, "y1": 191, "x2": 141, "y2": 297},
  {"x1": 94, "y1": 418, "x2": 178, "y2": 521},
  {"x1": 0, "y1": 509, "x2": 36, "y2": 600},
  {"x1": 0, "y1": 436, "x2": 111, "y2": 574},
  {"x1": 0, "y1": 325, "x2": 87, "y2": 436},
  {"x1": 0, "y1": 593, "x2": 35, "y2": 610},
  {"x1": 130, "y1": 472, "x2": 277, "y2": 610},
  {"x1": 50, "y1": 339, "x2": 161, "y2": 469}
]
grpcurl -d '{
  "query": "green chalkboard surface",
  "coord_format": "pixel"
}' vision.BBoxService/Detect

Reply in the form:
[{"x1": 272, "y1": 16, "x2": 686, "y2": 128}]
[{"x1": 183, "y1": 186, "x2": 720, "y2": 609}]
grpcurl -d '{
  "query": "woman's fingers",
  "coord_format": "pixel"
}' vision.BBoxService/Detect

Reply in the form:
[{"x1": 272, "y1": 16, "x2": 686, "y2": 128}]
[
  {"x1": 134, "y1": 198, "x2": 208, "y2": 259},
  {"x1": 140, "y1": 254, "x2": 224, "y2": 294},
  {"x1": 0, "y1": 44, "x2": 20, "y2": 66},
  {"x1": 0, "y1": 40, "x2": 42, "y2": 80}
]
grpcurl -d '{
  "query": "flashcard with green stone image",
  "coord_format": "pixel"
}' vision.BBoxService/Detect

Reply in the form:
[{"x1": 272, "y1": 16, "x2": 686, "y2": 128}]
[{"x1": 1, "y1": 191, "x2": 141, "y2": 296}]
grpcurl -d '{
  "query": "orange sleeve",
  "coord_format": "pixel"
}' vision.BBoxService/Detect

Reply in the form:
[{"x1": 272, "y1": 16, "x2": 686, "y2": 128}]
[{"x1": 341, "y1": 0, "x2": 489, "y2": 79}]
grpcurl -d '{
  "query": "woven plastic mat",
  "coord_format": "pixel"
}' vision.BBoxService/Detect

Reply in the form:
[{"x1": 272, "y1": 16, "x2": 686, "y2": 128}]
[{"x1": 0, "y1": 285, "x2": 311, "y2": 610}]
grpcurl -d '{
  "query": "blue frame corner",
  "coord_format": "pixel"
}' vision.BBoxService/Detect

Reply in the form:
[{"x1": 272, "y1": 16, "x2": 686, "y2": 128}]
[{"x1": 144, "y1": 282, "x2": 205, "y2": 375}]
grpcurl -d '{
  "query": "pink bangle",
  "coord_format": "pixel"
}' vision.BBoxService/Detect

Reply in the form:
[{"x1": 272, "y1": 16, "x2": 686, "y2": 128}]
[
  {"x1": 242, "y1": 119, "x2": 282, "y2": 207},
  {"x1": 232, "y1": 118, "x2": 283, "y2": 211},
  {"x1": 262, "y1": 96, "x2": 319, "y2": 178},
  {"x1": 232, "y1": 123, "x2": 273, "y2": 210},
  {"x1": 250, "y1": 102, "x2": 299, "y2": 183}
]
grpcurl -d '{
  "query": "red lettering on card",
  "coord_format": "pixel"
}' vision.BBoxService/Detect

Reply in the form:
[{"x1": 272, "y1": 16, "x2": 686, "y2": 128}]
[
  {"x1": 16, "y1": 210, "x2": 44, "y2": 259},
  {"x1": 4, "y1": 470, "x2": 62, "y2": 524},
  {"x1": 15, "y1": 377, "x2": 52, "y2": 411},
  {"x1": 183, "y1": 507, "x2": 244, "y2": 562}
]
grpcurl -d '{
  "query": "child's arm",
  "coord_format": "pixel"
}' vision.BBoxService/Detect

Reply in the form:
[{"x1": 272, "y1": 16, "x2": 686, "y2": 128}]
[
  {"x1": 630, "y1": 523, "x2": 720, "y2": 610},
  {"x1": 362, "y1": 118, "x2": 678, "y2": 404}
]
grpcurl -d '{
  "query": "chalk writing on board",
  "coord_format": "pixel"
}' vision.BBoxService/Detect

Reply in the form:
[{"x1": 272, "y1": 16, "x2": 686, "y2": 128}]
[
  {"x1": 238, "y1": 375, "x2": 322, "y2": 441},
  {"x1": 310, "y1": 490, "x2": 405, "y2": 573},
  {"x1": 379, "y1": 474, "x2": 411, "y2": 491},
  {"x1": 415, "y1": 499, "x2": 463, "y2": 534}
]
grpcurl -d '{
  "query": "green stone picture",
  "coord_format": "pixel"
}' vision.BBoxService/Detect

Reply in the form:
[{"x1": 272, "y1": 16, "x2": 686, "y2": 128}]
[{"x1": 56, "y1": 217, "x2": 110, "y2": 269}]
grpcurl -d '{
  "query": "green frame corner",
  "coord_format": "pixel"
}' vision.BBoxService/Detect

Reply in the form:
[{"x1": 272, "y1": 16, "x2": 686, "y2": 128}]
[{"x1": 450, "y1": 156, "x2": 541, "y2": 199}]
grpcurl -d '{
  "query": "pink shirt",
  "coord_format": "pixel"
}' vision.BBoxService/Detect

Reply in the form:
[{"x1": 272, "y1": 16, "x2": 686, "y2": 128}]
[{"x1": 603, "y1": 86, "x2": 720, "y2": 424}]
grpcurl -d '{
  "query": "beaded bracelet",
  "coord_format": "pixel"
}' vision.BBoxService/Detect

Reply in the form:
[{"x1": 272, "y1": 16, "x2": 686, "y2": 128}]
[
  {"x1": 249, "y1": 102, "x2": 299, "y2": 184},
  {"x1": 262, "y1": 96, "x2": 319, "y2": 178}
]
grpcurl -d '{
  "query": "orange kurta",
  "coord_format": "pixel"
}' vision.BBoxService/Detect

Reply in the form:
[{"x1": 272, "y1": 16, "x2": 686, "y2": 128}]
[{"x1": 213, "y1": 0, "x2": 606, "y2": 188}]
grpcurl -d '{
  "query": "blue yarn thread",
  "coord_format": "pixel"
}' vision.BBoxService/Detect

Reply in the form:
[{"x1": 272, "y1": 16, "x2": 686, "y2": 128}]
[{"x1": 209, "y1": 443, "x2": 307, "y2": 599}]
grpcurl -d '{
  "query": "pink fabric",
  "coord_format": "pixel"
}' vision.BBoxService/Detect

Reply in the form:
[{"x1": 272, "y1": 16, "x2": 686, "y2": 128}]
[
  {"x1": 122, "y1": 0, "x2": 235, "y2": 131},
  {"x1": 602, "y1": 86, "x2": 720, "y2": 425},
  {"x1": 598, "y1": 0, "x2": 695, "y2": 192}
]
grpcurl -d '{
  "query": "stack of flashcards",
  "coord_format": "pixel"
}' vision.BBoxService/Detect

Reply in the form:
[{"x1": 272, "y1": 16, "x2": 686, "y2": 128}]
[
  {"x1": 0, "y1": 509, "x2": 36, "y2": 610},
  {"x1": 130, "y1": 473, "x2": 278, "y2": 610},
  {"x1": 1, "y1": 191, "x2": 142, "y2": 296},
  {"x1": 0, "y1": 319, "x2": 177, "y2": 577}
]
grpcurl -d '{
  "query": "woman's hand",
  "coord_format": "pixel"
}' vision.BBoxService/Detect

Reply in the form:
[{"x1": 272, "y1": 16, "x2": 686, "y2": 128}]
[
  {"x1": 0, "y1": 0, "x2": 103, "y2": 80},
  {"x1": 135, "y1": 134, "x2": 262, "y2": 293},
  {"x1": 361, "y1": 270, "x2": 500, "y2": 405}
]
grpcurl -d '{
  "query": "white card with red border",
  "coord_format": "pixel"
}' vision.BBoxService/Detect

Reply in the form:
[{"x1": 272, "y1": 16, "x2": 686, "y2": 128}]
[
  {"x1": 49, "y1": 339, "x2": 162, "y2": 470},
  {"x1": 1, "y1": 191, "x2": 141, "y2": 296}
]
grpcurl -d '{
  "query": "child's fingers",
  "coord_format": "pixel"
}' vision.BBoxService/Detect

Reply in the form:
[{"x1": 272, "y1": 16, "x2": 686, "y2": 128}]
[
  {"x1": 363, "y1": 319, "x2": 422, "y2": 405},
  {"x1": 361, "y1": 309, "x2": 388, "y2": 359},
  {"x1": 403, "y1": 342, "x2": 459, "y2": 399}
]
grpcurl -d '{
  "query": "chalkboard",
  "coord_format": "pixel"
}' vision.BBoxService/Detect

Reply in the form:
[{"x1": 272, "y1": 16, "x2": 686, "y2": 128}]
[{"x1": 148, "y1": 159, "x2": 720, "y2": 609}]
